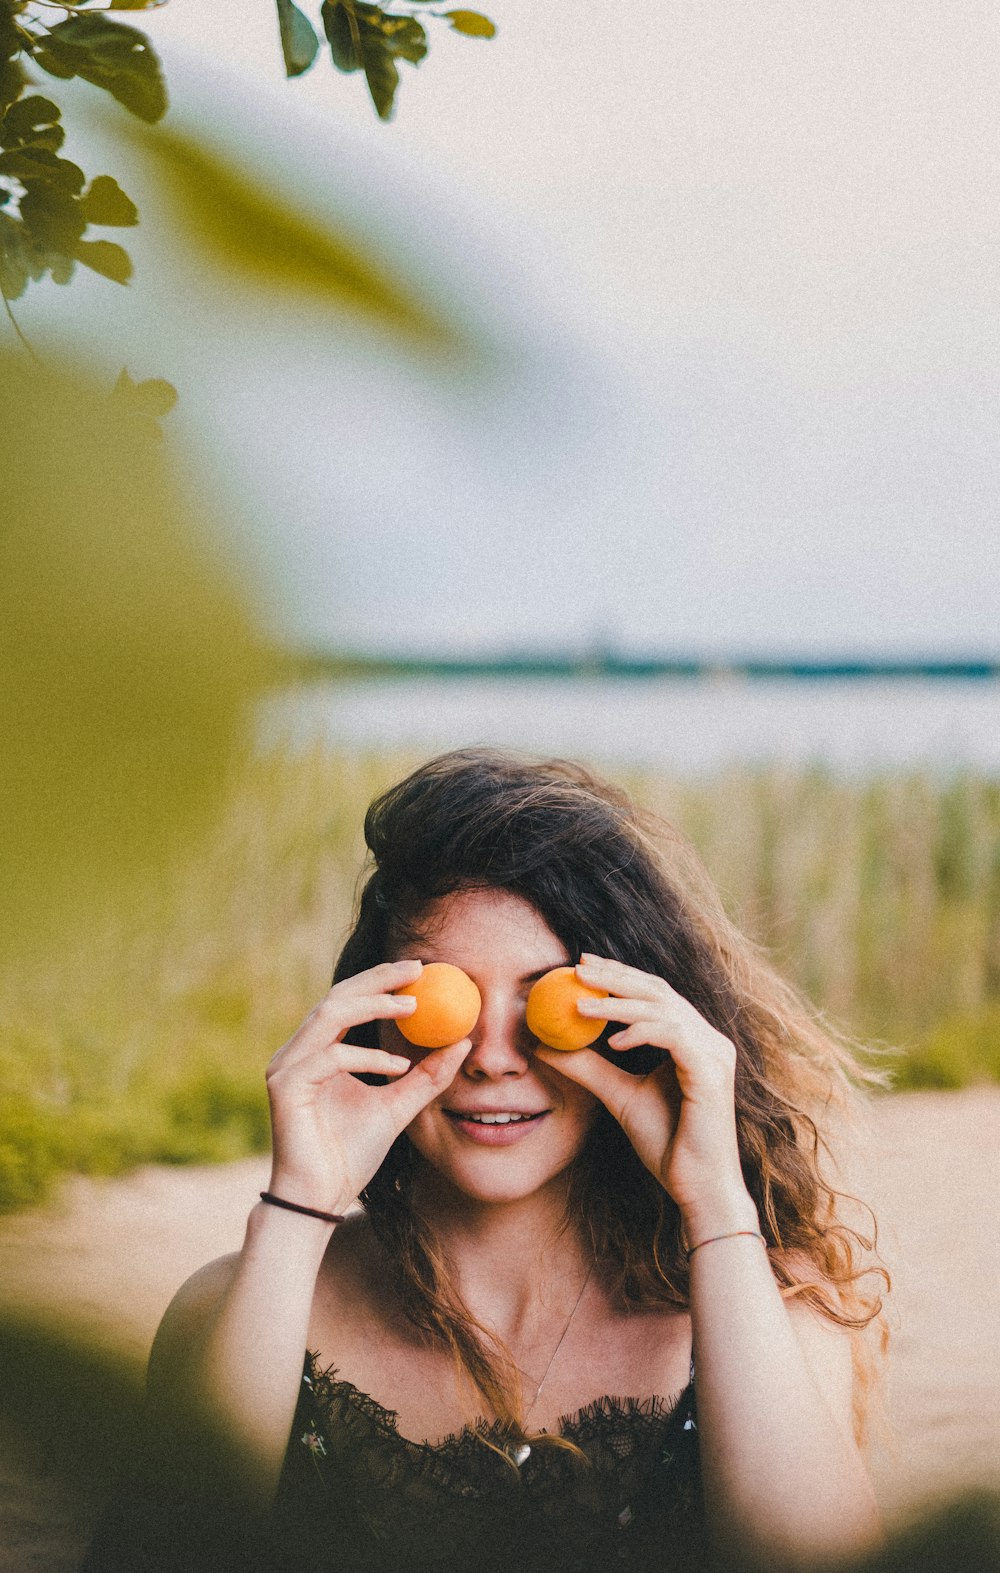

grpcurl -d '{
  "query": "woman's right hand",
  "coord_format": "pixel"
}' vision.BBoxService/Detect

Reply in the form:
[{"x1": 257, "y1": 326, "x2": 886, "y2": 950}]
[{"x1": 264, "y1": 960, "x2": 470, "y2": 1215}]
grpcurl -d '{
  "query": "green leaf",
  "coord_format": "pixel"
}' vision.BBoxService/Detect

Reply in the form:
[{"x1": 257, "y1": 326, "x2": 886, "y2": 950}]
[
  {"x1": 276, "y1": 0, "x2": 319, "y2": 77},
  {"x1": 33, "y1": 16, "x2": 167, "y2": 123},
  {"x1": 1, "y1": 9, "x2": 22, "y2": 65},
  {"x1": 0, "y1": 97, "x2": 63, "y2": 152},
  {"x1": 444, "y1": 10, "x2": 495, "y2": 37},
  {"x1": 48, "y1": 249, "x2": 75, "y2": 285},
  {"x1": 0, "y1": 212, "x2": 31, "y2": 299},
  {"x1": 29, "y1": 48, "x2": 74, "y2": 83},
  {"x1": 321, "y1": 1, "x2": 426, "y2": 119},
  {"x1": 0, "y1": 59, "x2": 27, "y2": 116},
  {"x1": 362, "y1": 42, "x2": 399, "y2": 119},
  {"x1": 378, "y1": 14, "x2": 427, "y2": 65},
  {"x1": 0, "y1": 147, "x2": 85, "y2": 193},
  {"x1": 321, "y1": 1, "x2": 361, "y2": 73},
  {"x1": 20, "y1": 183, "x2": 86, "y2": 250},
  {"x1": 72, "y1": 236, "x2": 132, "y2": 282},
  {"x1": 78, "y1": 174, "x2": 138, "y2": 226}
]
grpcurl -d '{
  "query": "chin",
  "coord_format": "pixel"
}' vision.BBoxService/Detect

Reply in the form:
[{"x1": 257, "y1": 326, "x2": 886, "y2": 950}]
[{"x1": 408, "y1": 1136, "x2": 586, "y2": 1210}]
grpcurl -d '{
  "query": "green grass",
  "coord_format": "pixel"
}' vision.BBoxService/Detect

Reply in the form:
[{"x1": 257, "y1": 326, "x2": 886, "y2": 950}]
[{"x1": 2, "y1": 746, "x2": 999, "y2": 1212}]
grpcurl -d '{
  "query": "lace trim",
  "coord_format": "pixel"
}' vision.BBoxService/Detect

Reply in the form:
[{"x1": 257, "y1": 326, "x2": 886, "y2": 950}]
[{"x1": 303, "y1": 1350, "x2": 695, "y2": 1475}]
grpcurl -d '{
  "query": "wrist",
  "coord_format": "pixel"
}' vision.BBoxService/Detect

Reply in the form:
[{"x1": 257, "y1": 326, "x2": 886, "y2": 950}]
[
  {"x1": 260, "y1": 1190, "x2": 348, "y2": 1225},
  {"x1": 247, "y1": 1197, "x2": 338, "y2": 1253},
  {"x1": 679, "y1": 1188, "x2": 760, "y2": 1251},
  {"x1": 267, "y1": 1168, "x2": 357, "y2": 1219}
]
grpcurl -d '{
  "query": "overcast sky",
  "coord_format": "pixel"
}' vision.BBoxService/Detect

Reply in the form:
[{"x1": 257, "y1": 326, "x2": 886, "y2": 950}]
[{"x1": 31, "y1": 0, "x2": 1000, "y2": 657}]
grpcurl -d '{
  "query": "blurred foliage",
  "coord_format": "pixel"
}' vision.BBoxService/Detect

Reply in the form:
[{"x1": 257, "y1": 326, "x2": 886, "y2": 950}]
[
  {"x1": 0, "y1": 0, "x2": 167, "y2": 305},
  {"x1": 2, "y1": 747, "x2": 1000, "y2": 1213},
  {"x1": 121, "y1": 119, "x2": 462, "y2": 346},
  {"x1": 0, "y1": 1309, "x2": 145, "y2": 1498},
  {"x1": 633, "y1": 766, "x2": 1000, "y2": 1050},
  {"x1": 2, "y1": 1305, "x2": 1000, "y2": 1569},
  {"x1": 0, "y1": 346, "x2": 264, "y2": 965},
  {"x1": 898, "y1": 1007, "x2": 1000, "y2": 1091}
]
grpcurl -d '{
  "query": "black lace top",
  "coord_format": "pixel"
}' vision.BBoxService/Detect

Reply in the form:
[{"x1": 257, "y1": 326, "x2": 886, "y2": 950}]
[
  {"x1": 265, "y1": 1353, "x2": 704, "y2": 1573},
  {"x1": 83, "y1": 1355, "x2": 704, "y2": 1573}
]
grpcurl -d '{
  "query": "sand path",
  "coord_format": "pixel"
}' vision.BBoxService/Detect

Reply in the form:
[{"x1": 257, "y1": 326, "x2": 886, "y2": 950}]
[{"x1": 1, "y1": 1089, "x2": 999, "y2": 1568}]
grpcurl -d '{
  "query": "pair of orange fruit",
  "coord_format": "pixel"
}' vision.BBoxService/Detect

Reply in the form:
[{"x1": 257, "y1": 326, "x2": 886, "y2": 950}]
[{"x1": 394, "y1": 961, "x2": 609, "y2": 1053}]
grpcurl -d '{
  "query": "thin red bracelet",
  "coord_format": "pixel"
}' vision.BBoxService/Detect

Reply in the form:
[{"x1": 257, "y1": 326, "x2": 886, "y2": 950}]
[
  {"x1": 259, "y1": 1191, "x2": 346, "y2": 1226},
  {"x1": 686, "y1": 1228, "x2": 766, "y2": 1260}
]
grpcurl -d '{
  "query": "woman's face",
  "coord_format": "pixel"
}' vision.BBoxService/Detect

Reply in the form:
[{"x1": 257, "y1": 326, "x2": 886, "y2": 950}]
[{"x1": 380, "y1": 888, "x2": 600, "y2": 1208}]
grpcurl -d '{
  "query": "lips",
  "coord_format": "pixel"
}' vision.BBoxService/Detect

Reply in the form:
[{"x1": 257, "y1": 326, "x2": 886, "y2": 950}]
[{"x1": 443, "y1": 1108, "x2": 550, "y2": 1145}]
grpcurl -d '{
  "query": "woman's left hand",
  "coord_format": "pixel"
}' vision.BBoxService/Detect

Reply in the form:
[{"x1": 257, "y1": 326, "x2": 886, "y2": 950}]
[{"x1": 534, "y1": 954, "x2": 758, "y2": 1239}]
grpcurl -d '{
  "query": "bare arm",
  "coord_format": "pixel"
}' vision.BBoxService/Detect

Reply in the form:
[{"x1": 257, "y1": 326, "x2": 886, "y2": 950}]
[
  {"x1": 537, "y1": 956, "x2": 883, "y2": 1567},
  {"x1": 145, "y1": 960, "x2": 472, "y2": 1507},
  {"x1": 687, "y1": 1227, "x2": 880, "y2": 1563},
  {"x1": 146, "y1": 1208, "x2": 337, "y2": 1505}
]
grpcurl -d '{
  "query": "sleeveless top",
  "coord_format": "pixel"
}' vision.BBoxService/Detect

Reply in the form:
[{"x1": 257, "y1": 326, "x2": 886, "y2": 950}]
[
  {"x1": 265, "y1": 1352, "x2": 705, "y2": 1573},
  {"x1": 83, "y1": 1355, "x2": 704, "y2": 1573}
]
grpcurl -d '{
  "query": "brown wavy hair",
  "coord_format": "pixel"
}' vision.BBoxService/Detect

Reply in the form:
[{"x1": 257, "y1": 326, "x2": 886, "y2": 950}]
[{"x1": 334, "y1": 749, "x2": 888, "y2": 1446}]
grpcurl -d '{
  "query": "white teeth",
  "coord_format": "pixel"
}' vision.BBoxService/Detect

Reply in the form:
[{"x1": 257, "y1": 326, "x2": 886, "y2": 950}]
[{"x1": 464, "y1": 1112, "x2": 529, "y2": 1124}]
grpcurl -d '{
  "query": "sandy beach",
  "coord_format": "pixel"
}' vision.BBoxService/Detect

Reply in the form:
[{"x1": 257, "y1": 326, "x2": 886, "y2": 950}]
[{"x1": 2, "y1": 1088, "x2": 999, "y2": 1569}]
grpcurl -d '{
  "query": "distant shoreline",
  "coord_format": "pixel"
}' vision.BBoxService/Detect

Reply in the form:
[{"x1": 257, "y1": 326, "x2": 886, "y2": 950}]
[{"x1": 282, "y1": 650, "x2": 1000, "y2": 683}]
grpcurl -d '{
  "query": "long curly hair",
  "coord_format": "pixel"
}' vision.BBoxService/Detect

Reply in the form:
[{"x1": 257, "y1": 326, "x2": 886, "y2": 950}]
[{"x1": 334, "y1": 749, "x2": 888, "y2": 1445}]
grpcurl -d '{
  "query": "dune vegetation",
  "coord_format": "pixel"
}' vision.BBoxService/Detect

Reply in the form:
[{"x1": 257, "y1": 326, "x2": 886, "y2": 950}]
[{"x1": 2, "y1": 742, "x2": 998, "y2": 1211}]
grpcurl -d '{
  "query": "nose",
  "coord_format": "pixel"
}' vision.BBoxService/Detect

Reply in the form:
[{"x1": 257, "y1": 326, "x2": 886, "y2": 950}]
[{"x1": 461, "y1": 992, "x2": 531, "y2": 1080}]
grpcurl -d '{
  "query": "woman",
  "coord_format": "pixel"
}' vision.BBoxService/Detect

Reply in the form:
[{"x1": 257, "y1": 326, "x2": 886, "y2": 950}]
[{"x1": 90, "y1": 749, "x2": 887, "y2": 1572}]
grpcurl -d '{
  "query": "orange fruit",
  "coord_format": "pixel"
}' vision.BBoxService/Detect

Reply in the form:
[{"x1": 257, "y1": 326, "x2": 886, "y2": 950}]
[
  {"x1": 396, "y1": 962, "x2": 482, "y2": 1049},
  {"x1": 525, "y1": 965, "x2": 609, "y2": 1052}
]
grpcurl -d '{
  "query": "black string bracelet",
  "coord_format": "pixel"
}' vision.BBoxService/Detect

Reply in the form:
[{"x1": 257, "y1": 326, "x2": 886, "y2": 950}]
[{"x1": 259, "y1": 1191, "x2": 346, "y2": 1225}]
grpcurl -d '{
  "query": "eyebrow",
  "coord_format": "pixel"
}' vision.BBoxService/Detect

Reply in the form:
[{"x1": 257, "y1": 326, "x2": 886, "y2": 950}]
[
  {"x1": 520, "y1": 964, "x2": 567, "y2": 985},
  {"x1": 408, "y1": 957, "x2": 569, "y2": 985}
]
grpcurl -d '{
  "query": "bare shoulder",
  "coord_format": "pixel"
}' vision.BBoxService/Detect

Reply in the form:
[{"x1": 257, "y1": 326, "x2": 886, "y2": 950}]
[
  {"x1": 313, "y1": 1211, "x2": 386, "y2": 1315},
  {"x1": 309, "y1": 1212, "x2": 418, "y2": 1370},
  {"x1": 147, "y1": 1253, "x2": 241, "y2": 1396}
]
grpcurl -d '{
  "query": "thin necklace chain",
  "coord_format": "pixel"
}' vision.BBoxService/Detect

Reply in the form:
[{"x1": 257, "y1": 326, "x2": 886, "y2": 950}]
[{"x1": 521, "y1": 1258, "x2": 595, "y2": 1422}]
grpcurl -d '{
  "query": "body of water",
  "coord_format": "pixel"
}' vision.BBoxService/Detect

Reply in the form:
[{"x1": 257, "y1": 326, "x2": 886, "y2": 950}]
[{"x1": 265, "y1": 675, "x2": 1000, "y2": 775}]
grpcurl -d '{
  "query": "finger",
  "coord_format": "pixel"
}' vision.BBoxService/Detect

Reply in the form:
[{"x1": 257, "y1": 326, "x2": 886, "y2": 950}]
[
  {"x1": 577, "y1": 956, "x2": 674, "y2": 1003},
  {"x1": 534, "y1": 1045, "x2": 640, "y2": 1126},
  {"x1": 608, "y1": 1020, "x2": 736, "y2": 1102},
  {"x1": 329, "y1": 1045, "x2": 412, "y2": 1077},
  {"x1": 385, "y1": 1038, "x2": 473, "y2": 1124},
  {"x1": 336, "y1": 959, "x2": 423, "y2": 994},
  {"x1": 606, "y1": 1022, "x2": 663, "y2": 1051},
  {"x1": 270, "y1": 1045, "x2": 411, "y2": 1084},
  {"x1": 280, "y1": 991, "x2": 417, "y2": 1065},
  {"x1": 575, "y1": 995, "x2": 649, "y2": 1024}
]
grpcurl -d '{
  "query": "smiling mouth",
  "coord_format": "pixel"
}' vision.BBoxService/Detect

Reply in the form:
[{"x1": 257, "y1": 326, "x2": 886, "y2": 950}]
[{"x1": 444, "y1": 1110, "x2": 548, "y2": 1126}]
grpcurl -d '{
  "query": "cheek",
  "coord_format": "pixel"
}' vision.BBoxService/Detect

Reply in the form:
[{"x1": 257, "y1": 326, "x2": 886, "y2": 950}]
[{"x1": 568, "y1": 1091, "x2": 600, "y2": 1142}]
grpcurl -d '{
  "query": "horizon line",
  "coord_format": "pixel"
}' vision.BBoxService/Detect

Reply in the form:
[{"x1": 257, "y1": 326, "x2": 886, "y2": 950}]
[{"x1": 284, "y1": 649, "x2": 1000, "y2": 682}]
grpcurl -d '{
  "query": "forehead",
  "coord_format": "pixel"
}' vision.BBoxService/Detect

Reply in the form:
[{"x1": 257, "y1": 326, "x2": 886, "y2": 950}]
[{"x1": 405, "y1": 888, "x2": 569, "y2": 973}]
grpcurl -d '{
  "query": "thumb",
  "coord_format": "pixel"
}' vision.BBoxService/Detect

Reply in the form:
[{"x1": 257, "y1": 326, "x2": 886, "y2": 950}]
[
  {"x1": 386, "y1": 1038, "x2": 472, "y2": 1125},
  {"x1": 534, "y1": 1046, "x2": 637, "y2": 1125}
]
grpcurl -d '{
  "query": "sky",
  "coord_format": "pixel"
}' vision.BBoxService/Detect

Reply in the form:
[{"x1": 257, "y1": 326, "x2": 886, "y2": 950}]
[{"x1": 26, "y1": 0, "x2": 1000, "y2": 658}]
